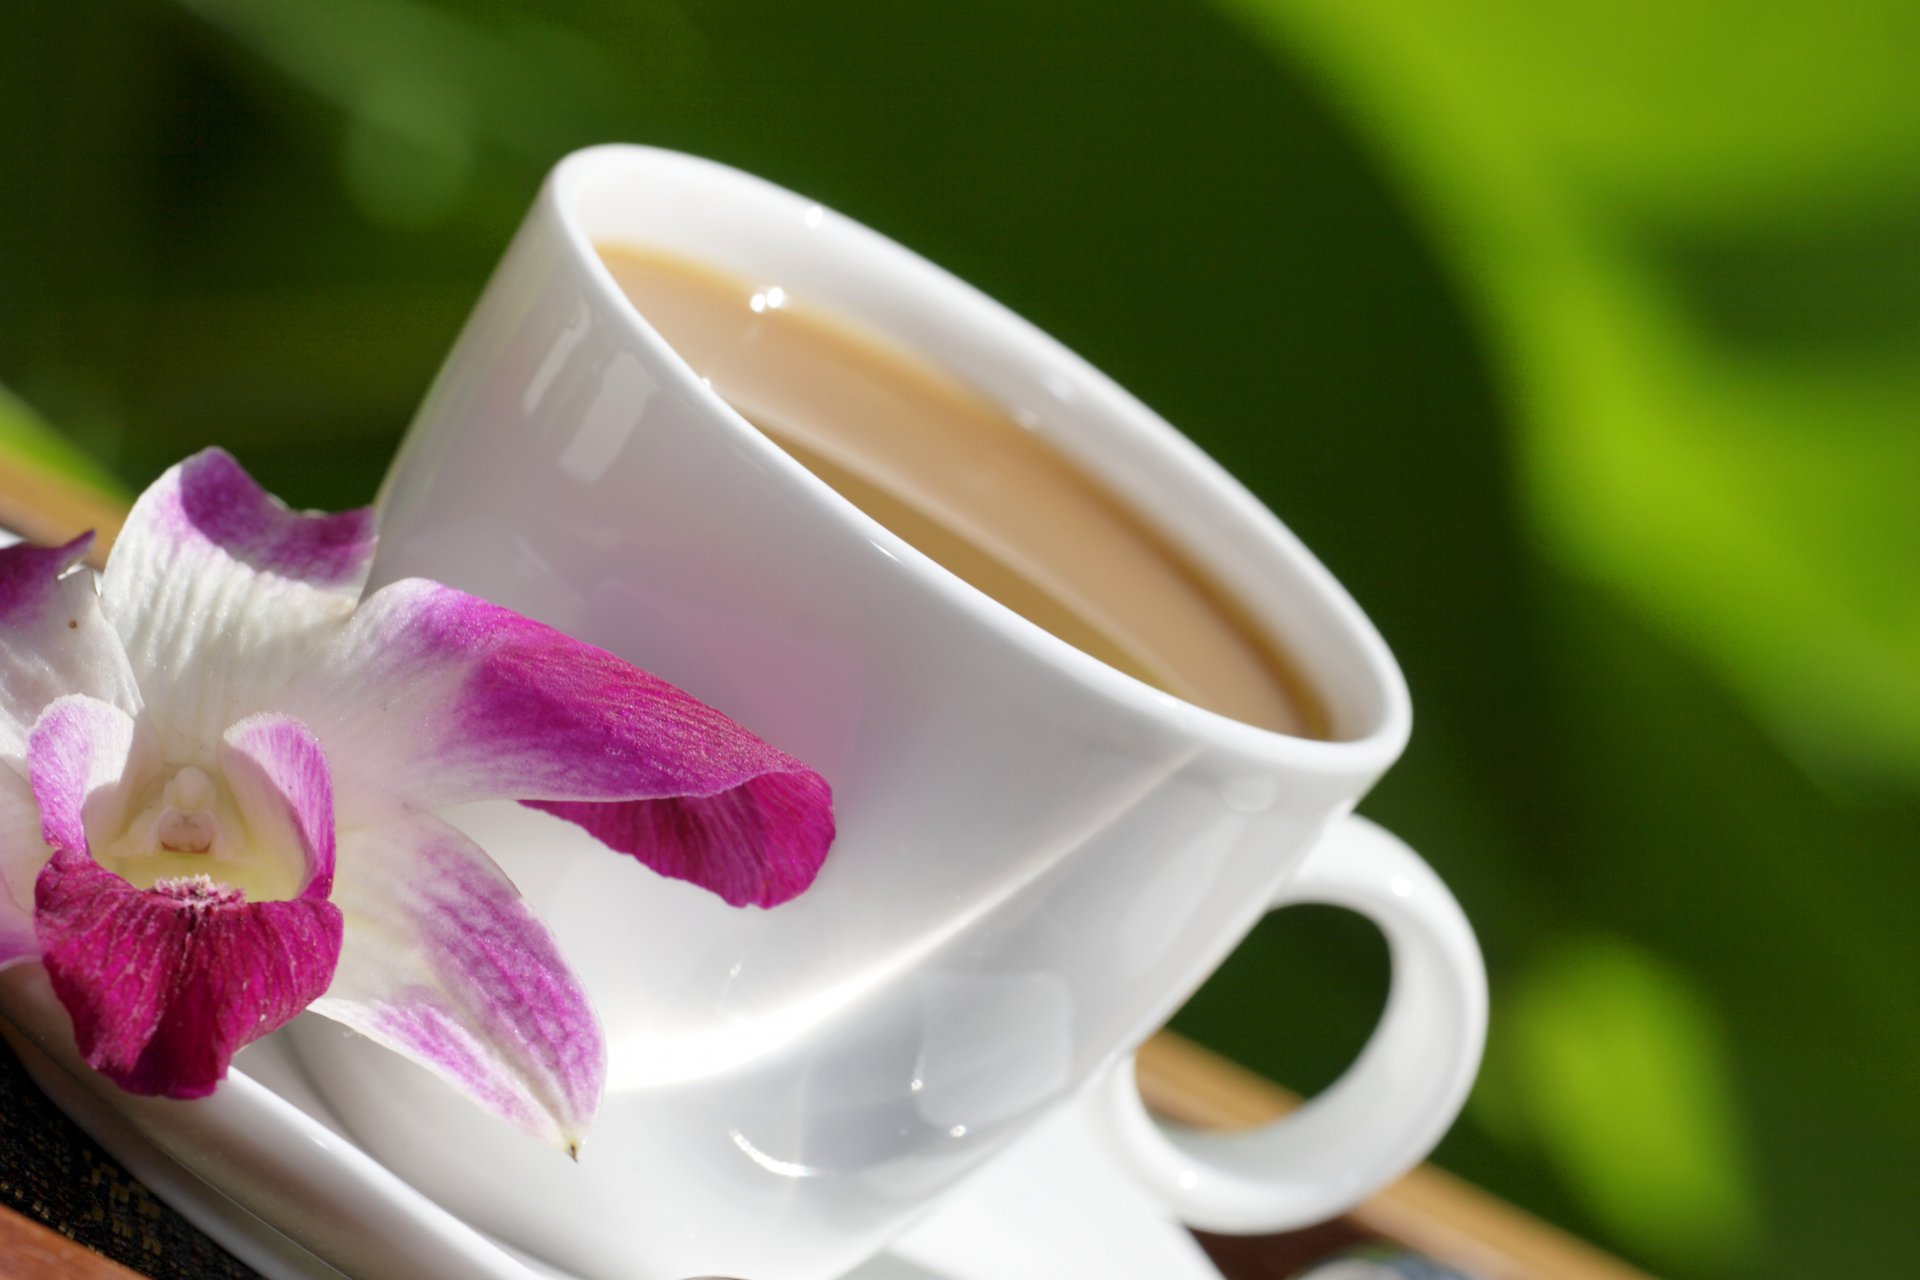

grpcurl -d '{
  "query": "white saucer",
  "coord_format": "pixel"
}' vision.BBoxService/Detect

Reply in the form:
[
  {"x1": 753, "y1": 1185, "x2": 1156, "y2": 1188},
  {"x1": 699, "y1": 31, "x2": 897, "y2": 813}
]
[
  {"x1": 0, "y1": 971, "x2": 1220, "y2": 1280},
  {"x1": 0, "y1": 526, "x2": 1220, "y2": 1280}
]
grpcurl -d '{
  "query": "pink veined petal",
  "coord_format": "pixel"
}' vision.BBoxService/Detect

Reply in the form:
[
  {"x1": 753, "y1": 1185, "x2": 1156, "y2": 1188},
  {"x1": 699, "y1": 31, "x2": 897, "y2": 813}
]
[
  {"x1": 284, "y1": 579, "x2": 835, "y2": 909},
  {"x1": 34, "y1": 850, "x2": 341, "y2": 1098},
  {"x1": 307, "y1": 813, "x2": 604, "y2": 1154},
  {"x1": 220, "y1": 713, "x2": 336, "y2": 898},
  {"x1": 28, "y1": 694, "x2": 341, "y2": 1098},
  {"x1": 100, "y1": 449, "x2": 376, "y2": 763},
  {"x1": 0, "y1": 533, "x2": 140, "y2": 761},
  {"x1": 523, "y1": 775, "x2": 832, "y2": 911},
  {"x1": 0, "y1": 766, "x2": 45, "y2": 969},
  {"x1": 27, "y1": 695, "x2": 153, "y2": 859}
]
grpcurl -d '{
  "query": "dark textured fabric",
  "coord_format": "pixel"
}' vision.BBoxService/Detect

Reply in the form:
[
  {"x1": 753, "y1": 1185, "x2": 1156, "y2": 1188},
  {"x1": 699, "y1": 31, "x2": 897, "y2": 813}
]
[{"x1": 0, "y1": 1036, "x2": 258, "y2": 1280}]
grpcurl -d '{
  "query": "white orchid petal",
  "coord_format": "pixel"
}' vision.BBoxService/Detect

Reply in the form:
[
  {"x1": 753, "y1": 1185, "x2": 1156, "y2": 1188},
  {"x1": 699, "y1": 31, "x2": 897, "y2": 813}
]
[
  {"x1": 219, "y1": 714, "x2": 337, "y2": 898},
  {"x1": 26, "y1": 694, "x2": 154, "y2": 859},
  {"x1": 100, "y1": 449, "x2": 375, "y2": 762},
  {"x1": 0, "y1": 765, "x2": 43, "y2": 968},
  {"x1": 0, "y1": 535, "x2": 140, "y2": 762},
  {"x1": 309, "y1": 814, "x2": 604, "y2": 1153}
]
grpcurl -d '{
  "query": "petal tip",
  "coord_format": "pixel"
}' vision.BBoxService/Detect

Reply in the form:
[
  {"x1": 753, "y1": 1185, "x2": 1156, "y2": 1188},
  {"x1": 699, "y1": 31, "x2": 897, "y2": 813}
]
[
  {"x1": 310, "y1": 816, "x2": 606, "y2": 1154},
  {"x1": 220, "y1": 712, "x2": 337, "y2": 899},
  {"x1": 139, "y1": 448, "x2": 377, "y2": 588},
  {"x1": 0, "y1": 531, "x2": 97, "y2": 622}
]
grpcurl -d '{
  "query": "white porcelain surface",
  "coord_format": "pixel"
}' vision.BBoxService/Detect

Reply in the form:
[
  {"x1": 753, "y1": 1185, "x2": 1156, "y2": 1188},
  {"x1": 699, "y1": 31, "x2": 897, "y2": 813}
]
[
  {"x1": 282, "y1": 144, "x2": 1486, "y2": 1280},
  {"x1": 0, "y1": 964, "x2": 1221, "y2": 1280}
]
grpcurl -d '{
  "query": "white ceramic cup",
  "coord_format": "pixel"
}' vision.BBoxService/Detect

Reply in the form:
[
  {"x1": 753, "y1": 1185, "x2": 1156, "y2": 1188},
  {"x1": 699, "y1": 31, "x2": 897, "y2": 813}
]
[{"x1": 290, "y1": 144, "x2": 1487, "y2": 1280}]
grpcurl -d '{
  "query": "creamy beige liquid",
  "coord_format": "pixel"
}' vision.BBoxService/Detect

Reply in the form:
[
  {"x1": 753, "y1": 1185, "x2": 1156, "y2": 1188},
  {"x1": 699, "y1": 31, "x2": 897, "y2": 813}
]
[{"x1": 598, "y1": 245, "x2": 1324, "y2": 738}]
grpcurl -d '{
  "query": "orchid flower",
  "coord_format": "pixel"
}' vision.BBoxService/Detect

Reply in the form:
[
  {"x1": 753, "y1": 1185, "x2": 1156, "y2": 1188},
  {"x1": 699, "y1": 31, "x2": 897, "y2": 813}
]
[{"x1": 0, "y1": 449, "x2": 833, "y2": 1153}]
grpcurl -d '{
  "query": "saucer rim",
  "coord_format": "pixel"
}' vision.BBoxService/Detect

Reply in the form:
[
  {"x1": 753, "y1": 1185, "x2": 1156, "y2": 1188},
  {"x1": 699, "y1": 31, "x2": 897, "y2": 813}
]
[{"x1": 1, "y1": 1005, "x2": 1226, "y2": 1280}]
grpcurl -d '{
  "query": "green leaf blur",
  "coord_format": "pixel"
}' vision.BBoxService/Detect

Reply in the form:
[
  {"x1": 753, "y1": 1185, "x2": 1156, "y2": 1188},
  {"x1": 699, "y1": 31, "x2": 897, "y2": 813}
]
[
  {"x1": 2, "y1": 2, "x2": 1912, "y2": 1275},
  {"x1": 1482, "y1": 936, "x2": 1761, "y2": 1272},
  {"x1": 0, "y1": 386, "x2": 128, "y2": 499}
]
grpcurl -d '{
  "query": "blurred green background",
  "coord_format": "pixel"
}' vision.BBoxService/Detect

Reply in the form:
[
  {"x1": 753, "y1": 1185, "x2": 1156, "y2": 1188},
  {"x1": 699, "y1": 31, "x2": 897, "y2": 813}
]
[{"x1": 3, "y1": 1, "x2": 1915, "y2": 1275}]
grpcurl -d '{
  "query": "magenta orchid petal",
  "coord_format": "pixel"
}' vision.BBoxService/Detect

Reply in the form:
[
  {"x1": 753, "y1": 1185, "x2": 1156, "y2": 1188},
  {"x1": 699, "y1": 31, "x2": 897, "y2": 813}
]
[
  {"x1": 308, "y1": 814, "x2": 604, "y2": 1153},
  {"x1": 219, "y1": 714, "x2": 335, "y2": 897},
  {"x1": 0, "y1": 534, "x2": 140, "y2": 759},
  {"x1": 525, "y1": 771, "x2": 833, "y2": 909},
  {"x1": 100, "y1": 448, "x2": 376, "y2": 763},
  {"x1": 285, "y1": 579, "x2": 835, "y2": 908},
  {"x1": 34, "y1": 848, "x2": 342, "y2": 1097}
]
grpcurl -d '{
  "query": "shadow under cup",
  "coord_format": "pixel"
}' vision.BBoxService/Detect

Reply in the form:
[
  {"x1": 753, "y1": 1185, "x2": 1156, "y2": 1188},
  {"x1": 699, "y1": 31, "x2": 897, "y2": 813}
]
[{"x1": 293, "y1": 145, "x2": 1422, "y2": 1280}]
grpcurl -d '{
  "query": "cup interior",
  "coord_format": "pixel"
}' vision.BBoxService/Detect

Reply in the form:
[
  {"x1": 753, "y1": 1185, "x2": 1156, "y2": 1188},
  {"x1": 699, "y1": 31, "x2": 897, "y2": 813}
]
[{"x1": 550, "y1": 145, "x2": 1408, "y2": 762}]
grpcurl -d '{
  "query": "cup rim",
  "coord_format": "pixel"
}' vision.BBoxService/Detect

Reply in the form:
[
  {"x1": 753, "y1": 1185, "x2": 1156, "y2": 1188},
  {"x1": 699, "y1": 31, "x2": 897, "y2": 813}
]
[{"x1": 544, "y1": 143, "x2": 1410, "y2": 777}]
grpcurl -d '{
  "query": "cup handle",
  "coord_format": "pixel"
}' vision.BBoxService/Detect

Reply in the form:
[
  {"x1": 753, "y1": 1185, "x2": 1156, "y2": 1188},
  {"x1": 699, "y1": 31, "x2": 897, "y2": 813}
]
[{"x1": 1090, "y1": 815, "x2": 1488, "y2": 1233}]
